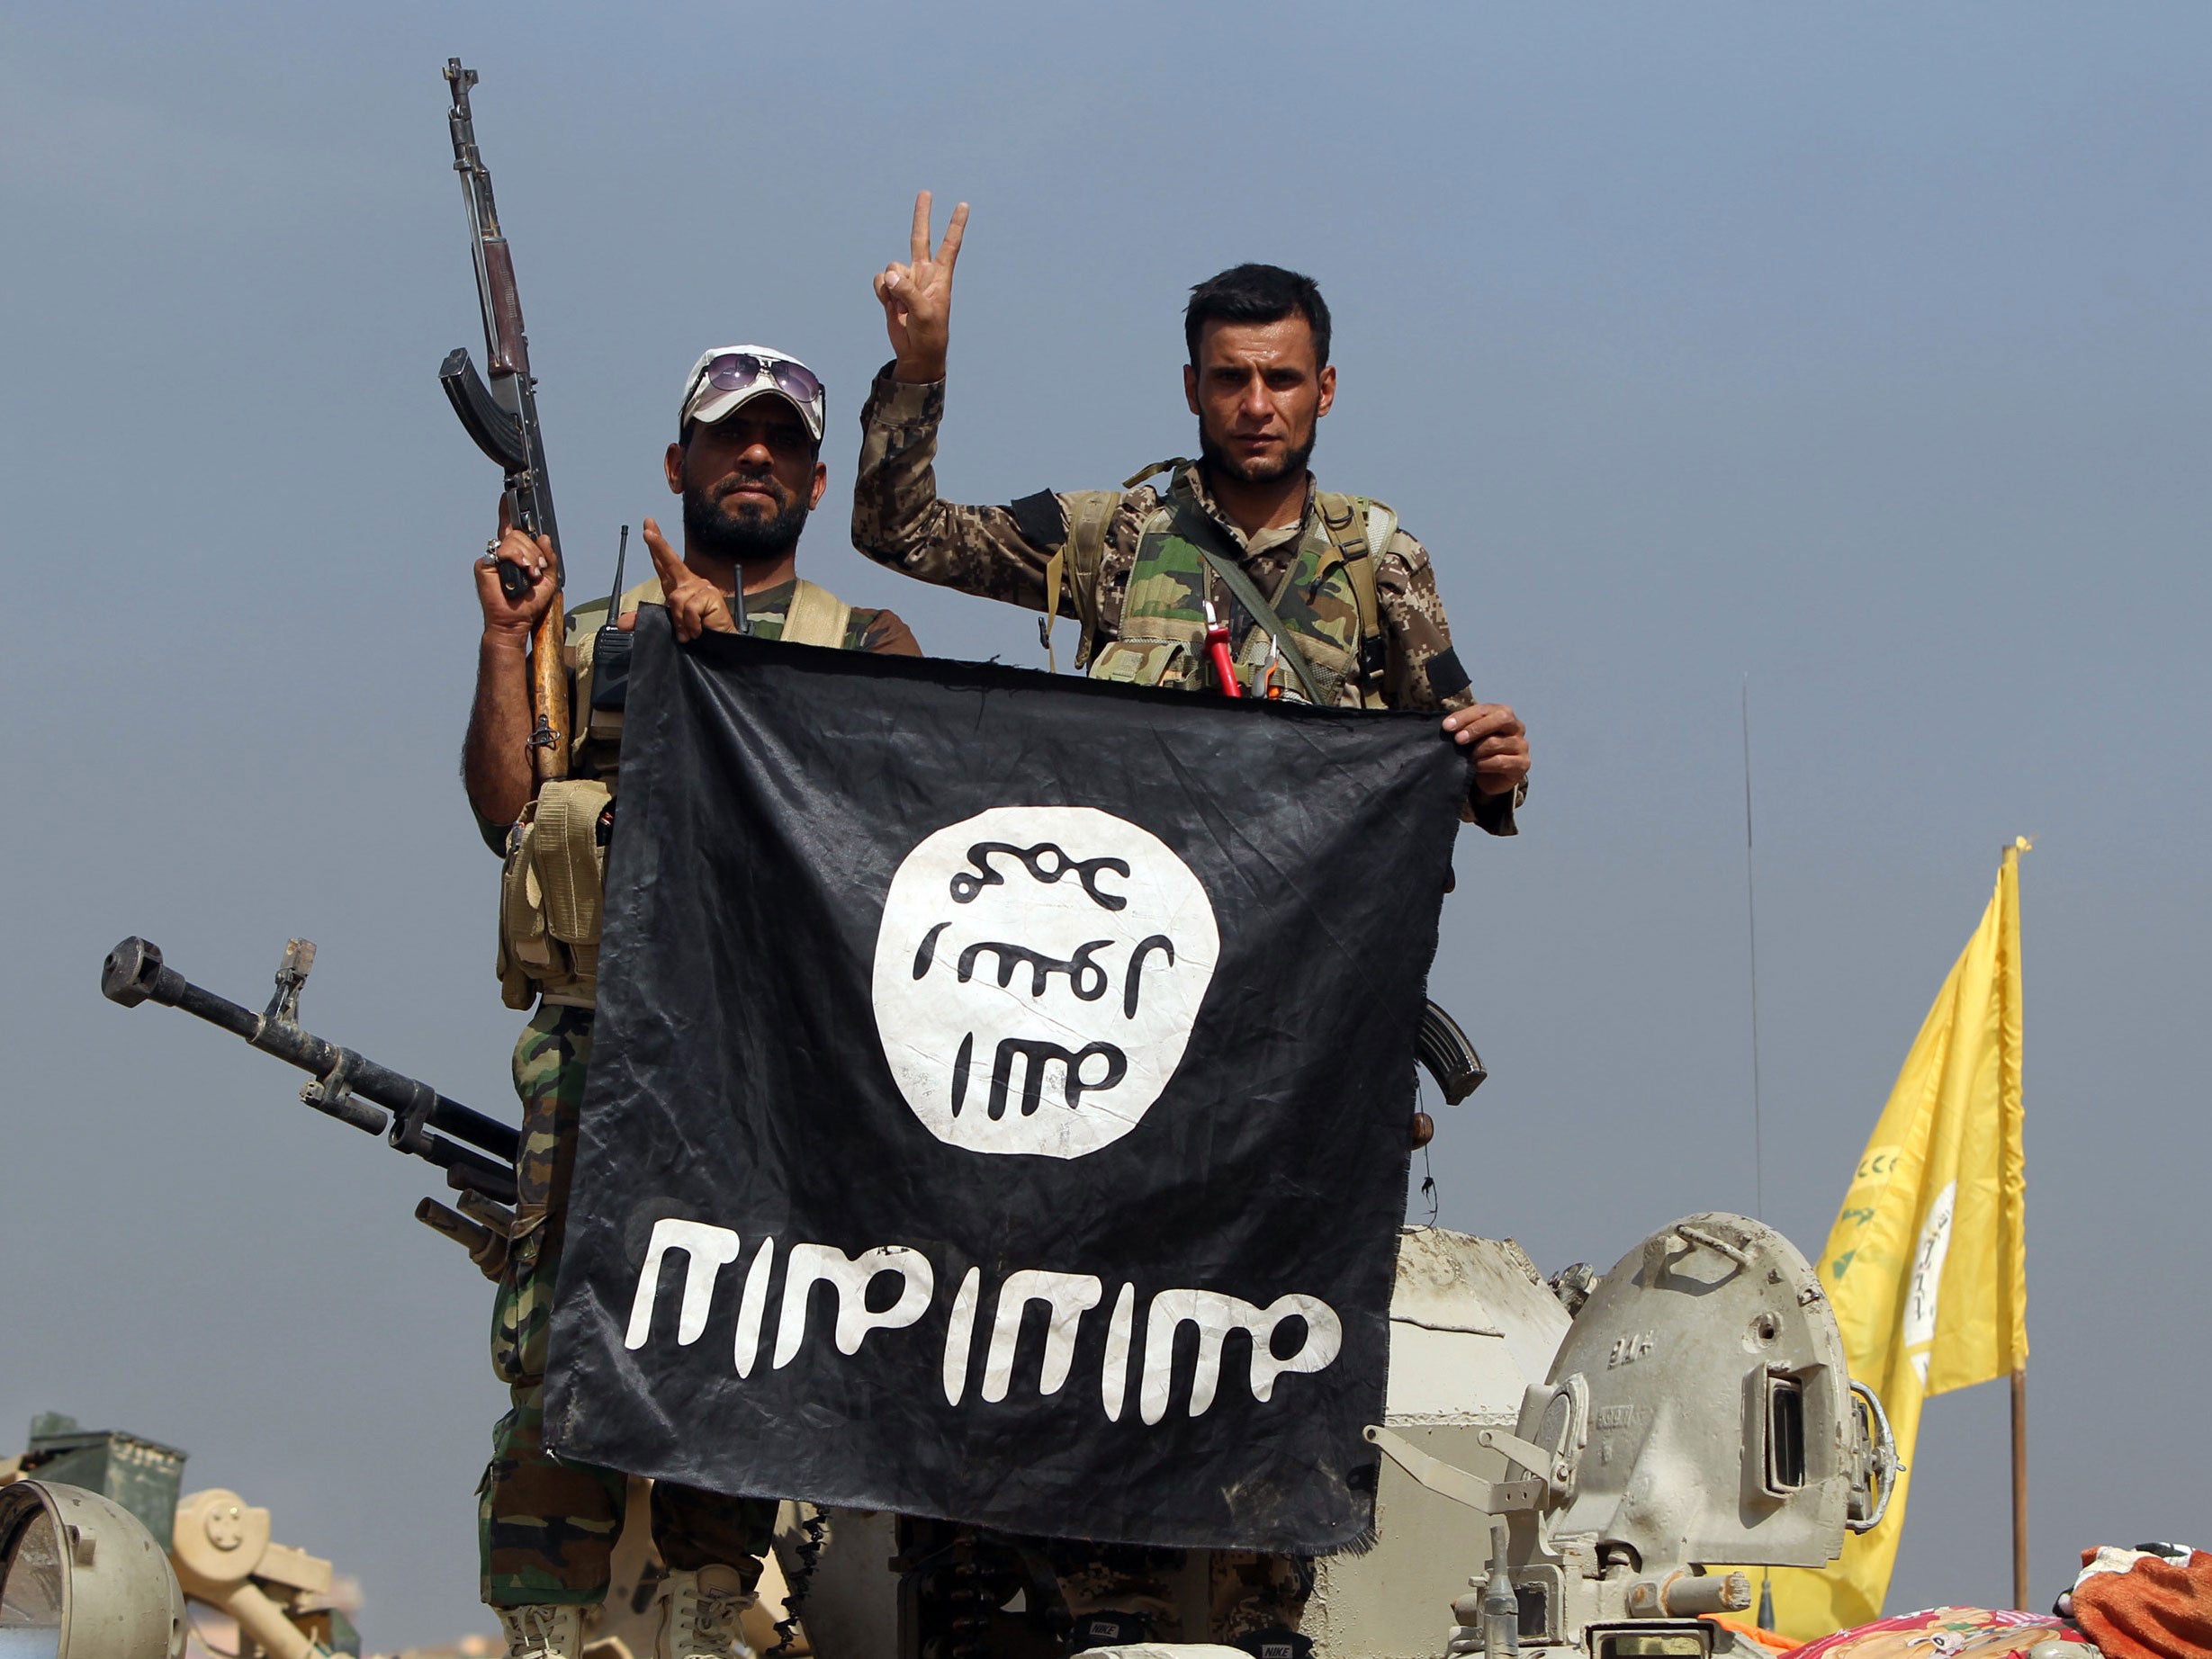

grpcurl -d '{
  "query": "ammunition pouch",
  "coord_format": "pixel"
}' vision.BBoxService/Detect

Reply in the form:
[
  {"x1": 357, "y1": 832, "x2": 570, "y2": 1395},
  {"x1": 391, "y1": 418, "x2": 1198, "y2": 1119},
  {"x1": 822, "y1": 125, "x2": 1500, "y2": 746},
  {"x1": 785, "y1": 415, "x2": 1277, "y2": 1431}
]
[
  {"x1": 1088, "y1": 635, "x2": 1195, "y2": 688},
  {"x1": 496, "y1": 778, "x2": 613, "y2": 1010}
]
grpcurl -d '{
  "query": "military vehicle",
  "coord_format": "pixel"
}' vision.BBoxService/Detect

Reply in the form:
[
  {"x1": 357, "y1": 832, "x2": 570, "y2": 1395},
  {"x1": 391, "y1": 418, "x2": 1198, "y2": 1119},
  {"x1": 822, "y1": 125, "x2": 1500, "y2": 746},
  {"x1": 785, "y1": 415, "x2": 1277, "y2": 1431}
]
[
  {"x1": 765, "y1": 1215, "x2": 1897, "y2": 1659},
  {"x1": 1, "y1": 1217, "x2": 1895, "y2": 1659},
  {"x1": 0, "y1": 1413, "x2": 361, "y2": 1659},
  {"x1": 63, "y1": 933, "x2": 1899, "y2": 1659}
]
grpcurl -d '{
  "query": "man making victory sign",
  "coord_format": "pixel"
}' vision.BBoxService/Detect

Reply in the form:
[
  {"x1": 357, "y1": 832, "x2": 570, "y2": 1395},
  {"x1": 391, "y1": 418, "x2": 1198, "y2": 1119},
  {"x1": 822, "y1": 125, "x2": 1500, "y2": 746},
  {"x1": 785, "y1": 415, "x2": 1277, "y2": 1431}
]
[
  {"x1": 852, "y1": 191, "x2": 1530, "y2": 831},
  {"x1": 850, "y1": 194, "x2": 1530, "y2": 1651}
]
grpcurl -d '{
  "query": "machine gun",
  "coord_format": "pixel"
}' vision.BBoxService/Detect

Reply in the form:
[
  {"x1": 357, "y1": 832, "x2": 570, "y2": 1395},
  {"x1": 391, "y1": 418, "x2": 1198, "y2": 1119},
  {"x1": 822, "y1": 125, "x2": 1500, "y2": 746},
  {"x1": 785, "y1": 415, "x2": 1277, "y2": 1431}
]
[
  {"x1": 101, "y1": 937, "x2": 520, "y2": 1271},
  {"x1": 438, "y1": 56, "x2": 570, "y2": 785}
]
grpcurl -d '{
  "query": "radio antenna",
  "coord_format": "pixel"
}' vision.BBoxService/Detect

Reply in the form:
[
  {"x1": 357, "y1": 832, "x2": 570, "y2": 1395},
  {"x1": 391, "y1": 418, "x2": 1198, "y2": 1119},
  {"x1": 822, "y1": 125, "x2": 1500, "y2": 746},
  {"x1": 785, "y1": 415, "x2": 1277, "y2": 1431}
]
[{"x1": 1742, "y1": 674, "x2": 1767, "y2": 1221}]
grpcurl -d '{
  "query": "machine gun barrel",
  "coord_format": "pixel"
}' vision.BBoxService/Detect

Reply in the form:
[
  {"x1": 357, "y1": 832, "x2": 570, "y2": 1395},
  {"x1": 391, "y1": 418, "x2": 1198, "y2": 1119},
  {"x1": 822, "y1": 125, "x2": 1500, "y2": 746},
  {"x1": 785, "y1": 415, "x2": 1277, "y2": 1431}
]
[{"x1": 101, "y1": 937, "x2": 518, "y2": 1205}]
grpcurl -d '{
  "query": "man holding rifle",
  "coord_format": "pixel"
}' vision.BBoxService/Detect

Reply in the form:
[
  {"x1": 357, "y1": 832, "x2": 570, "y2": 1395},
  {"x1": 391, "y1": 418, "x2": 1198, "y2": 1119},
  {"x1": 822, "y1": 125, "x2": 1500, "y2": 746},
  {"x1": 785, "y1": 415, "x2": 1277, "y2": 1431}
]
[
  {"x1": 462, "y1": 345, "x2": 919, "y2": 1659},
  {"x1": 851, "y1": 193, "x2": 1532, "y2": 1652}
]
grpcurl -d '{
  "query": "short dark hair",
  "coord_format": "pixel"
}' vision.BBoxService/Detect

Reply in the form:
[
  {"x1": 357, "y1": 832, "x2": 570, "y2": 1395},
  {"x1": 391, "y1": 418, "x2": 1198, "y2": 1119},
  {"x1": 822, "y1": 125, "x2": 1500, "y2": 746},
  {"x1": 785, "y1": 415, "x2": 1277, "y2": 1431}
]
[{"x1": 1184, "y1": 264, "x2": 1332, "y2": 370}]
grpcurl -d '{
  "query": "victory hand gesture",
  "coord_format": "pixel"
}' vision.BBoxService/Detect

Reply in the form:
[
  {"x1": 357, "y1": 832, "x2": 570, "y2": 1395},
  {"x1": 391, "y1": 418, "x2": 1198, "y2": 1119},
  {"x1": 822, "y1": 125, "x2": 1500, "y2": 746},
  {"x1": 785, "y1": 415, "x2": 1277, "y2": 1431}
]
[{"x1": 877, "y1": 189, "x2": 967, "y2": 384}]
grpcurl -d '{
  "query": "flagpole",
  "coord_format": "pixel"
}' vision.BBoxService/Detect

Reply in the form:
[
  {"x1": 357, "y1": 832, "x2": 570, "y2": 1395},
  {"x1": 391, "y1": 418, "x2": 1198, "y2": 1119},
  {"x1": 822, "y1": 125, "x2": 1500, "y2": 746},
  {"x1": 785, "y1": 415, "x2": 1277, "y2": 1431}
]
[
  {"x1": 2011, "y1": 1365, "x2": 2029, "y2": 1607},
  {"x1": 2007, "y1": 836, "x2": 2031, "y2": 1611}
]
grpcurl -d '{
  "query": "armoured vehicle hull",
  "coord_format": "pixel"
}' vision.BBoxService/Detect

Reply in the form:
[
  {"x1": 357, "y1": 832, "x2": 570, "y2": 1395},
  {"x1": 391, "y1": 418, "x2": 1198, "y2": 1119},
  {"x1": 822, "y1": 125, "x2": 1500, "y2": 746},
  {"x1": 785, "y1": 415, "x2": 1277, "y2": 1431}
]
[{"x1": 743, "y1": 1216, "x2": 1892, "y2": 1659}]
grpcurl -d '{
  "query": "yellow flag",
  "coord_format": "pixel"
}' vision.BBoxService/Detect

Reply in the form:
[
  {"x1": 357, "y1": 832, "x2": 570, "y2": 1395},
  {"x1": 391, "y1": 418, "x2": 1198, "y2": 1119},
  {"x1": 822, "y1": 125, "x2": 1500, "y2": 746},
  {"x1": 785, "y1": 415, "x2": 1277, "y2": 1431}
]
[{"x1": 1759, "y1": 839, "x2": 2029, "y2": 1643}]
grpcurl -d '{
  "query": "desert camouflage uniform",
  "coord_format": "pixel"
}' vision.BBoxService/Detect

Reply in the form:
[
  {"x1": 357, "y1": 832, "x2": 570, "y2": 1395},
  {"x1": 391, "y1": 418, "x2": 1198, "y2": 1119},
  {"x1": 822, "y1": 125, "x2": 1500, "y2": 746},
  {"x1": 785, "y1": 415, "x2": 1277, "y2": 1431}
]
[
  {"x1": 851, "y1": 367, "x2": 1522, "y2": 834},
  {"x1": 479, "y1": 580, "x2": 920, "y2": 1606}
]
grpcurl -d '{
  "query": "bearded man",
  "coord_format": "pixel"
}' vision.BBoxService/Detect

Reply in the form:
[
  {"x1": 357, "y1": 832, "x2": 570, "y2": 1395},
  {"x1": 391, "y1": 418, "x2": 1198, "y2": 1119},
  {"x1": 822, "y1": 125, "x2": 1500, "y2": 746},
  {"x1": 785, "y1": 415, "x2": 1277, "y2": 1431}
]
[{"x1": 462, "y1": 345, "x2": 919, "y2": 1659}]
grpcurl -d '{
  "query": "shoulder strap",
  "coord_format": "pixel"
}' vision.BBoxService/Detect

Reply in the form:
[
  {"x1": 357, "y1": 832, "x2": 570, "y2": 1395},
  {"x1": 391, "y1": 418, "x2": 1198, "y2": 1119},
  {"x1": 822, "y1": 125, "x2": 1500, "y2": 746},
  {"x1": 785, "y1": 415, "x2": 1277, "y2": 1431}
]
[
  {"x1": 780, "y1": 578, "x2": 852, "y2": 649},
  {"x1": 1317, "y1": 491, "x2": 1389, "y2": 704},
  {"x1": 1040, "y1": 490, "x2": 1122, "y2": 673},
  {"x1": 1362, "y1": 500, "x2": 1398, "y2": 592},
  {"x1": 1122, "y1": 457, "x2": 1187, "y2": 490}
]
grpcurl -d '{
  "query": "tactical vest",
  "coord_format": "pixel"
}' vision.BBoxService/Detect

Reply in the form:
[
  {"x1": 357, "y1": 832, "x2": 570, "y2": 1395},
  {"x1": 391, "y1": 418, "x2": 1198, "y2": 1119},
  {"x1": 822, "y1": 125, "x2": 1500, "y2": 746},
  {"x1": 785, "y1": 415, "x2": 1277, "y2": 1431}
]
[
  {"x1": 1043, "y1": 462, "x2": 1395, "y2": 707},
  {"x1": 495, "y1": 577, "x2": 855, "y2": 1011}
]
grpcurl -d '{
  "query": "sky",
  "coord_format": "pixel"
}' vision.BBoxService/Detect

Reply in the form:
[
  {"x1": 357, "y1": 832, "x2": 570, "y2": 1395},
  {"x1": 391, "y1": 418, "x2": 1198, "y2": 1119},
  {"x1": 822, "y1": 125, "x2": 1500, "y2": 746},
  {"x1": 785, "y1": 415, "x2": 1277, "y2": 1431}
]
[{"x1": 3, "y1": 2, "x2": 2207, "y2": 1649}]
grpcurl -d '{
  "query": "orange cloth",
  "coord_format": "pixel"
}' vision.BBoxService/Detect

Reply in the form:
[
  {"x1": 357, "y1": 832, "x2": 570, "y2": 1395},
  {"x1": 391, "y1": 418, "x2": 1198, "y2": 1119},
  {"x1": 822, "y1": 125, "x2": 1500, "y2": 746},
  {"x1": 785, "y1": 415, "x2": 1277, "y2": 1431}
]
[
  {"x1": 1704, "y1": 1611, "x2": 1790, "y2": 1655},
  {"x1": 2070, "y1": 1547, "x2": 2212, "y2": 1659}
]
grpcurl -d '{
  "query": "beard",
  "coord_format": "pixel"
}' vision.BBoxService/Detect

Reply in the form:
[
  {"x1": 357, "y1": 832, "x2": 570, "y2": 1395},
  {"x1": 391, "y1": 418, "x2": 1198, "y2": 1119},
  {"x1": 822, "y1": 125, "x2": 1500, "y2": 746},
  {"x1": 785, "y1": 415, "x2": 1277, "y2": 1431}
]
[
  {"x1": 1198, "y1": 424, "x2": 1316, "y2": 487},
  {"x1": 682, "y1": 471, "x2": 812, "y2": 562}
]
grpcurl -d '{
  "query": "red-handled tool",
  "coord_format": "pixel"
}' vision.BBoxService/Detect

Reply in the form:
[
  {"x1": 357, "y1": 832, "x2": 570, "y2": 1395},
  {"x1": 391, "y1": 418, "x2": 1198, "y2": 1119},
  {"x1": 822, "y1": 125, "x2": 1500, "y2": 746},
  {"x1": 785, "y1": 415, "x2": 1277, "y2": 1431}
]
[{"x1": 1201, "y1": 595, "x2": 1243, "y2": 698}]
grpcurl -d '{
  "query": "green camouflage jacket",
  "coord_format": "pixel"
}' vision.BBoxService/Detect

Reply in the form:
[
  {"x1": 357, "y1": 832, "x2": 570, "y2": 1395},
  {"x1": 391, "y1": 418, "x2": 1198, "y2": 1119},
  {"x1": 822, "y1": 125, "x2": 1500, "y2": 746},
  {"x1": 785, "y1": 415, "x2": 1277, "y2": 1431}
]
[{"x1": 850, "y1": 368, "x2": 1518, "y2": 833}]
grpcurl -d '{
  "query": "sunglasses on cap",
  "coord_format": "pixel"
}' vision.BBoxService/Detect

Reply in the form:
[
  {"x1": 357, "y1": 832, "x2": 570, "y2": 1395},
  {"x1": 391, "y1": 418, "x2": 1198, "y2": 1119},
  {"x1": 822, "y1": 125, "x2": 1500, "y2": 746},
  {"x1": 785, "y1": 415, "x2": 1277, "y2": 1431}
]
[{"x1": 684, "y1": 352, "x2": 825, "y2": 430}]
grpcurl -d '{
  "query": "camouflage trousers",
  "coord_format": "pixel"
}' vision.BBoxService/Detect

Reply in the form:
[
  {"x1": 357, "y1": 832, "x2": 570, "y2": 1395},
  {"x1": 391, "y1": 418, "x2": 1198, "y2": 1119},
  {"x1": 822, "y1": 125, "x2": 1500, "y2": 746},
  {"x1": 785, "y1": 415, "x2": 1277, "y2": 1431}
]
[
  {"x1": 480, "y1": 1005, "x2": 776, "y2": 1608},
  {"x1": 1037, "y1": 1537, "x2": 1313, "y2": 1645}
]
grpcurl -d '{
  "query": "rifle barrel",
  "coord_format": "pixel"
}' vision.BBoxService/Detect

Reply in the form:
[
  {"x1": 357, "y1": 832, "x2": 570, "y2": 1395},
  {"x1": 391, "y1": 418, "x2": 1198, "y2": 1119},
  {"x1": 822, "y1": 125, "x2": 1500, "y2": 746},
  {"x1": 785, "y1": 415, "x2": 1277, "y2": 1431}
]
[{"x1": 102, "y1": 937, "x2": 520, "y2": 1184}]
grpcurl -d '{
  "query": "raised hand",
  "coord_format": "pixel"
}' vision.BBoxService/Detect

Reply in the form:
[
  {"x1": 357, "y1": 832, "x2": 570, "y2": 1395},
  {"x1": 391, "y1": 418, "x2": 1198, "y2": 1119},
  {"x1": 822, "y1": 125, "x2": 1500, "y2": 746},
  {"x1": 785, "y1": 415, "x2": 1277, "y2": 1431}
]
[
  {"x1": 474, "y1": 498, "x2": 557, "y2": 640},
  {"x1": 617, "y1": 517, "x2": 737, "y2": 642},
  {"x1": 876, "y1": 189, "x2": 968, "y2": 384}
]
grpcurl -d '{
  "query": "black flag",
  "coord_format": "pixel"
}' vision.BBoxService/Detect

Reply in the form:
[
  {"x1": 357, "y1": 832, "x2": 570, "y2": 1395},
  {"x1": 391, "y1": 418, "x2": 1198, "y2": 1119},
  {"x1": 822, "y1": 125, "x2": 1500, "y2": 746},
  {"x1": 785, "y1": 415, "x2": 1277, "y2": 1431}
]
[{"x1": 545, "y1": 609, "x2": 1464, "y2": 1554}]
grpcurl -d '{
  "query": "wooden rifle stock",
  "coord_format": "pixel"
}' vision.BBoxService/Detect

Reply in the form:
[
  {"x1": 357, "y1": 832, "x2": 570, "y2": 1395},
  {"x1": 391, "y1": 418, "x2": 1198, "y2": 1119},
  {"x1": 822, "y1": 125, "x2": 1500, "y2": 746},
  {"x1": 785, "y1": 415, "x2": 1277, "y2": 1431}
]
[{"x1": 529, "y1": 593, "x2": 569, "y2": 781}]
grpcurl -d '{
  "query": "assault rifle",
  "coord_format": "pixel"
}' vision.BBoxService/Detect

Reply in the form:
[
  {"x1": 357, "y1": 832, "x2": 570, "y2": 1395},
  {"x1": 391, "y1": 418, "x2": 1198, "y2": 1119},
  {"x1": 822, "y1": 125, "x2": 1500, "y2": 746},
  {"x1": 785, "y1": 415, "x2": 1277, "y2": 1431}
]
[
  {"x1": 101, "y1": 937, "x2": 521, "y2": 1271},
  {"x1": 438, "y1": 57, "x2": 570, "y2": 785}
]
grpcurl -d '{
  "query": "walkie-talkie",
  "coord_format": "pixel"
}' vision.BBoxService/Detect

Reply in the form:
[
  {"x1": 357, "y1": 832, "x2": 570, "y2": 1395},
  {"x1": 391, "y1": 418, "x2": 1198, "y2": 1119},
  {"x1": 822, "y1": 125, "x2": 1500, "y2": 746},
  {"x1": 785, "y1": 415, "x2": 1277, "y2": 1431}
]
[{"x1": 590, "y1": 525, "x2": 632, "y2": 713}]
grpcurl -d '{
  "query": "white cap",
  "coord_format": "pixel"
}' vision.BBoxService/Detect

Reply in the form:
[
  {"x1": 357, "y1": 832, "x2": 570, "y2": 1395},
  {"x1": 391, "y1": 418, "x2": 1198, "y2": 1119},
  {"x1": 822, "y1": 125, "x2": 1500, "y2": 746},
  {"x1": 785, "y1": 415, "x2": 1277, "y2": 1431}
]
[{"x1": 678, "y1": 344, "x2": 826, "y2": 442}]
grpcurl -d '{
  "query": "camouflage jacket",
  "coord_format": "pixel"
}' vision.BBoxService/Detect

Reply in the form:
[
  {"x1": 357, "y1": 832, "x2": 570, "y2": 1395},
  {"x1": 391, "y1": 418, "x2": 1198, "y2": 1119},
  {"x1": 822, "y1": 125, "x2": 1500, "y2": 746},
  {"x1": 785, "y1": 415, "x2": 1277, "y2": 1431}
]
[
  {"x1": 851, "y1": 368, "x2": 1518, "y2": 833},
  {"x1": 472, "y1": 575, "x2": 921, "y2": 854}
]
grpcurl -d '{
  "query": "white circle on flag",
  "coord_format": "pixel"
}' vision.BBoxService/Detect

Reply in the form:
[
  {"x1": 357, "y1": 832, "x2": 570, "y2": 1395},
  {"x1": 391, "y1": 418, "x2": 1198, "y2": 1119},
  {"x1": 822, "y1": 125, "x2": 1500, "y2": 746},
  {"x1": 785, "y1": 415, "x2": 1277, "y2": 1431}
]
[{"x1": 871, "y1": 805, "x2": 1219, "y2": 1159}]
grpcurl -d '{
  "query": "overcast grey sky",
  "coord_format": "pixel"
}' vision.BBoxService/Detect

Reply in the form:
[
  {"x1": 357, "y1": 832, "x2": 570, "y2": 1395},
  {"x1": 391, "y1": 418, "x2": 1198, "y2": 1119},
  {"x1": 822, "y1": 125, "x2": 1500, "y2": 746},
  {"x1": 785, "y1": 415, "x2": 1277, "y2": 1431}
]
[{"x1": 4, "y1": 3, "x2": 2206, "y2": 1648}]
